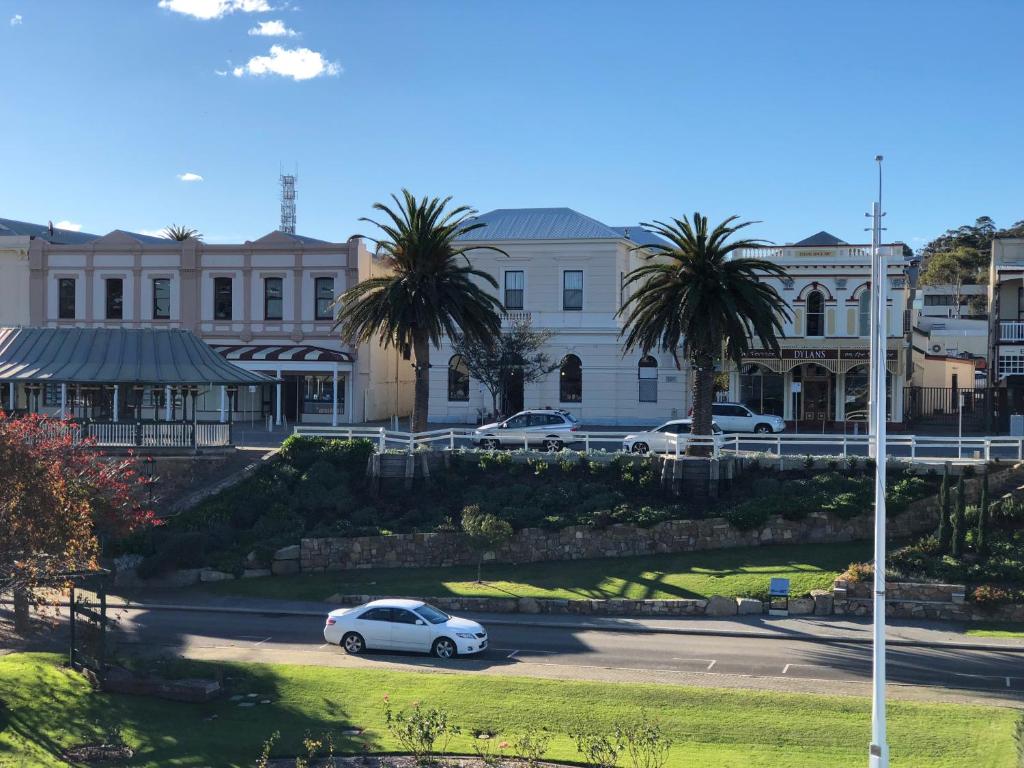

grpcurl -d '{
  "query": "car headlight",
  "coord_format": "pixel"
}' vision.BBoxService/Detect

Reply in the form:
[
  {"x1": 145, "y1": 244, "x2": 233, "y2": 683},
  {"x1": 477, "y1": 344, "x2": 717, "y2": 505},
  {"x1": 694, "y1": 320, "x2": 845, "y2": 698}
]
[{"x1": 456, "y1": 632, "x2": 478, "y2": 639}]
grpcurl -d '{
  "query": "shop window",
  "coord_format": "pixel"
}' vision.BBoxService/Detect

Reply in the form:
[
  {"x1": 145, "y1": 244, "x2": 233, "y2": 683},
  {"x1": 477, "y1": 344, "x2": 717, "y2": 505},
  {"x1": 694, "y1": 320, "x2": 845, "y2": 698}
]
[
  {"x1": 302, "y1": 375, "x2": 342, "y2": 415},
  {"x1": 559, "y1": 354, "x2": 582, "y2": 402},
  {"x1": 844, "y1": 364, "x2": 892, "y2": 421},
  {"x1": 739, "y1": 364, "x2": 785, "y2": 416}
]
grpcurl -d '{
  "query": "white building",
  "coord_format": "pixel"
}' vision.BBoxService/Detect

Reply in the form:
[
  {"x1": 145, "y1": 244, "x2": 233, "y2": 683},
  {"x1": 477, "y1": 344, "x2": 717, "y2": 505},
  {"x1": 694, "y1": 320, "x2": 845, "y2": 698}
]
[
  {"x1": 722, "y1": 231, "x2": 913, "y2": 426},
  {"x1": 427, "y1": 208, "x2": 690, "y2": 426},
  {"x1": 0, "y1": 217, "x2": 412, "y2": 426}
]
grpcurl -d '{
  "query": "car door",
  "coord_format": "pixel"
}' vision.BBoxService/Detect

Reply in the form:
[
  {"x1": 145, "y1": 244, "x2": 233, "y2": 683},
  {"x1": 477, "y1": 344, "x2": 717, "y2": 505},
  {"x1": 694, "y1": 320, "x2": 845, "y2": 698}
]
[
  {"x1": 710, "y1": 404, "x2": 734, "y2": 431},
  {"x1": 353, "y1": 607, "x2": 393, "y2": 649},
  {"x1": 524, "y1": 413, "x2": 549, "y2": 444},
  {"x1": 733, "y1": 405, "x2": 756, "y2": 432},
  {"x1": 500, "y1": 413, "x2": 530, "y2": 445},
  {"x1": 390, "y1": 608, "x2": 432, "y2": 651}
]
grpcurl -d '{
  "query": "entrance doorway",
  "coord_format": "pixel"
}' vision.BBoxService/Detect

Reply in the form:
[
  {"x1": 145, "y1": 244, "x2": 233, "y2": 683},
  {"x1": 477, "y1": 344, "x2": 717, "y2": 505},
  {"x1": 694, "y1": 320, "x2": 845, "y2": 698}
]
[
  {"x1": 501, "y1": 368, "x2": 524, "y2": 417},
  {"x1": 793, "y1": 364, "x2": 835, "y2": 423},
  {"x1": 283, "y1": 376, "x2": 300, "y2": 422}
]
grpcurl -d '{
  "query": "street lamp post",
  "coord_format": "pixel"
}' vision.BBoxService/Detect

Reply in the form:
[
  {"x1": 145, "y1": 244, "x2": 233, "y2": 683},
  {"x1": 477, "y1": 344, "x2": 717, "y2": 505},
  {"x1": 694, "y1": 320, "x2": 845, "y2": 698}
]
[{"x1": 867, "y1": 155, "x2": 889, "y2": 768}]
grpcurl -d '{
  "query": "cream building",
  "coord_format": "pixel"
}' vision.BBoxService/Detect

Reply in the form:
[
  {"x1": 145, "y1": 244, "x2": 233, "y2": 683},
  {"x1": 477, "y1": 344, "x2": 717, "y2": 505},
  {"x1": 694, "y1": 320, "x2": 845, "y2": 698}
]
[
  {"x1": 427, "y1": 208, "x2": 690, "y2": 426},
  {"x1": 722, "y1": 231, "x2": 912, "y2": 426},
  {"x1": 0, "y1": 218, "x2": 412, "y2": 425},
  {"x1": 988, "y1": 237, "x2": 1024, "y2": 420}
]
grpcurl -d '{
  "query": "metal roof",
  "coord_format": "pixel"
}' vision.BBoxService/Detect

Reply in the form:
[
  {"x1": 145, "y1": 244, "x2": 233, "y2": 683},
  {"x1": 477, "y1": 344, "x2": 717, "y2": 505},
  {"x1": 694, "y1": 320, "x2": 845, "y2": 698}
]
[
  {"x1": 0, "y1": 327, "x2": 272, "y2": 385},
  {"x1": 213, "y1": 344, "x2": 352, "y2": 363},
  {"x1": 793, "y1": 231, "x2": 847, "y2": 247},
  {"x1": 456, "y1": 208, "x2": 627, "y2": 241},
  {"x1": 610, "y1": 226, "x2": 670, "y2": 247},
  {"x1": 0, "y1": 217, "x2": 101, "y2": 245}
]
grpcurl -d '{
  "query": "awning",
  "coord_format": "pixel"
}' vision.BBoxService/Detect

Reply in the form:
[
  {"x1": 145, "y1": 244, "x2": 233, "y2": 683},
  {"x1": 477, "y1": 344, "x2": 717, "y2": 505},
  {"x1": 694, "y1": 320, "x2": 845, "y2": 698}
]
[
  {"x1": 213, "y1": 344, "x2": 352, "y2": 363},
  {"x1": 0, "y1": 327, "x2": 272, "y2": 385}
]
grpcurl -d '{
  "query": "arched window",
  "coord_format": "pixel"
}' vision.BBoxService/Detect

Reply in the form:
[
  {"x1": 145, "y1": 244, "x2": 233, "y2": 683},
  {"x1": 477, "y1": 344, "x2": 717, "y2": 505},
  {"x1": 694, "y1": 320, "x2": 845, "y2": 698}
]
[
  {"x1": 447, "y1": 355, "x2": 469, "y2": 401},
  {"x1": 806, "y1": 290, "x2": 825, "y2": 337},
  {"x1": 559, "y1": 354, "x2": 582, "y2": 403},
  {"x1": 638, "y1": 355, "x2": 658, "y2": 403},
  {"x1": 858, "y1": 289, "x2": 871, "y2": 337}
]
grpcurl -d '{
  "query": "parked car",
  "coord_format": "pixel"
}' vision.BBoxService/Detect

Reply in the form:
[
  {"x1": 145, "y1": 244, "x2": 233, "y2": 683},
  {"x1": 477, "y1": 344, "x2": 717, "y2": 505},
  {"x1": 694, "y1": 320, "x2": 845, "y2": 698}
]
[
  {"x1": 324, "y1": 599, "x2": 488, "y2": 658},
  {"x1": 701, "y1": 402, "x2": 786, "y2": 433},
  {"x1": 472, "y1": 409, "x2": 579, "y2": 451},
  {"x1": 622, "y1": 418, "x2": 724, "y2": 454}
]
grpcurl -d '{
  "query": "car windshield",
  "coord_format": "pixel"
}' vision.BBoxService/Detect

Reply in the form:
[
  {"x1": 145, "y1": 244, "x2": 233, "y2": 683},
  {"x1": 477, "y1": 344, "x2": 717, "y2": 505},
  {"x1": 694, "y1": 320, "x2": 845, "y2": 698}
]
[{"x1": 413, "y1": 604, "x2": 450, "y2": 624}]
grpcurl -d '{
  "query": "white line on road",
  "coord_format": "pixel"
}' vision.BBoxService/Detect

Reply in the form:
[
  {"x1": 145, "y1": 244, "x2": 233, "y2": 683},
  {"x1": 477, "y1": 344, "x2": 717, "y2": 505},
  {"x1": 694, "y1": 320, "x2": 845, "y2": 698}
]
[
  {"x1": 782, "y1": 664, "x2": 790, "y2": 674},
  {"x1": 707, "y1": 660, "x2": 717, "y2": 671},
  {"x1": 506, "y1": 650, "x2": 519, "y2": 659}
]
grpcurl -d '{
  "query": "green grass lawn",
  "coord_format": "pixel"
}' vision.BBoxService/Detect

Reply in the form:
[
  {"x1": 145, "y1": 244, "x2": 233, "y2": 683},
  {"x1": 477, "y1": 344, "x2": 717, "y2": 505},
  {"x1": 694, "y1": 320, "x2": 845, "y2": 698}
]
[
  {"x1": 204, "y1": 541, "x2": 870, "y2": 603},
  {"x1": 966, "y1": 622, "x2": 1024, "y2": 639},
  {"x1": 1, "y1": 653, "x2": 1017, "y2": 768}
]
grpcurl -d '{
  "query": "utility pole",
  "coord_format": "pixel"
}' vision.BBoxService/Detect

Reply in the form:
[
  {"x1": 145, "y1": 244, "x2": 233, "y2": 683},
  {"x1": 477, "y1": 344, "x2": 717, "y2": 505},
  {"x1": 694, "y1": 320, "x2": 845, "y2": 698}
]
[{"x1": 867, "y1": 154, "x2": 889, "y2": 768}]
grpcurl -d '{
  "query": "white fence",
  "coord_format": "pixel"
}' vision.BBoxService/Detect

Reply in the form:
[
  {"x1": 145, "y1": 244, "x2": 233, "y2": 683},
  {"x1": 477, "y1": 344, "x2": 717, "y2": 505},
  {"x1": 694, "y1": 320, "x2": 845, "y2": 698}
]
[
  {"x1": 24, "y1": 421, "x2": 233, "y2": 449},
  {"x1": 292, "y1": 425, "x2": 1024, "y2": 463}
]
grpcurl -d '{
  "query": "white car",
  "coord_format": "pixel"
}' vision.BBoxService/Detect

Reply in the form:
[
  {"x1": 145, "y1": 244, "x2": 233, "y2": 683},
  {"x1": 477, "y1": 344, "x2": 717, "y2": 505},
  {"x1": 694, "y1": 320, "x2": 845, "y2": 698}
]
[
  {"x1": 622, "y1": 418, "x2": 724, "y2": 454},
  {"x1": 323, "y1": 599, "x2": 488, "y2": 658},
  {"x1": 472, "y1": 409, "x2": 579, "y2": 451},
  {"x1": 710, "y1": 402, "x2": 786, "y2": 434}
]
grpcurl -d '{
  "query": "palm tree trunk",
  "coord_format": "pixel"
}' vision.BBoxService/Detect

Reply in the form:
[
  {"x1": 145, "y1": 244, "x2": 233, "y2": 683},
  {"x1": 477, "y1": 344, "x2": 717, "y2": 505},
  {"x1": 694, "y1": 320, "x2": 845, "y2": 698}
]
[
  {"x1": 411, "y1": 331, "x2": 431, "y2": 433},
  {"x1": 688, "y1": 353, "x2": 716, "y2": 457}
]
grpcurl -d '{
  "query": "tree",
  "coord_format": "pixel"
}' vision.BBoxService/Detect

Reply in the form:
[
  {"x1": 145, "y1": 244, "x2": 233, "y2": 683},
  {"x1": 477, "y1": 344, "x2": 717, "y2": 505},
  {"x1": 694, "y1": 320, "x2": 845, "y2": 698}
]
[
  {"x1": 951, "y1": 475, "x2": 966, "y2": 558},
  {"x1": 618, "y1": 213, "x2": 790, "y2": 456},
  {"x1": 162, "y1": 224, "x2": 202, "y2": 241},
  {"x1": 450, "y1": 319, "x2": 557, "y2": 418},
  {"x1": 937, "y1": 464, "x2": 952, "y2": 552},
  {"x1": 0, "y1": 414, "x2": 153, "y2": 633},
  {"x1": 335, "y1": 191, "x2": 504, "y2": 432},
  {"x1": 917, "y1": 247, "x2": 988, "y2": 317},
  {"x1": 976, "y1": 468, "x2": 990, "y2": 558},
  {"x1": 461, "y1": 504, "x2": 513, "y2": 582}
]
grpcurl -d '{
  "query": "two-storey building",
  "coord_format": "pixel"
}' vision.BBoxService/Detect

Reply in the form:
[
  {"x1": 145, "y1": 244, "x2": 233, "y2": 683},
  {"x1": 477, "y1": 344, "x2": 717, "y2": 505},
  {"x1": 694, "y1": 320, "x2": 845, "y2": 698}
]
[
  {"x1": 427, "y1": 208, "x2": 690, "y2": 426},
  {"x1": 0, "y1": 217, "x2": 412, "y2": 426},
  {"x1": 722, "y1": 232, "x2": 912, "y2": 427},
  {"x1": 988, "y1": 237, "x2": 1024, "y2": 421}
]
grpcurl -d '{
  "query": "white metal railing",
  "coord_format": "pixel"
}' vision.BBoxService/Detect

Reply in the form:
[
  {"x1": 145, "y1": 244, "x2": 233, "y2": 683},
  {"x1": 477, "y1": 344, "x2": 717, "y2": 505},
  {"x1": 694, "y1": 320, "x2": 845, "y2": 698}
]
[
  {"x1": 999, "y1": 321, "x2": 1024, "y2": 342},
  {"x1": 89, "y1": 422, "x2": 136, "y2": 447},
  {"x1": 291, "y1": 425, "x2": 1023, "y2": 463}
]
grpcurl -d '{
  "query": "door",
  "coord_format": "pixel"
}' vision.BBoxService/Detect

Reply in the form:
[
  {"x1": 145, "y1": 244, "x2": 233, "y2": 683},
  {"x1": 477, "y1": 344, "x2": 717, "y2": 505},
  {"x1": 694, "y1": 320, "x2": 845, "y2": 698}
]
[
  {"x1": 390, "y1": 608, "x2": 432, "y2": 651},
  {"x1": 501, "y1": 368, "x2": 524, "y2": 417},
  {"x1": 353, "y1": 607, "x2": 393, "y2": 649},
  {"x1": 712, "y1": 404, "x2": 744, "y2": 431},
  {"x1": 802, "y1": 380, "x2": 830, "y2": 422},
  {"x1": 656, "y1": 422, "x2": 683, "y2": 452},
  {"x1": 283, "y1": 376, "x2": 300, "y2": 423},
  {"x1": 500, "y1": 412, "x2": 530, "y2": 444}
]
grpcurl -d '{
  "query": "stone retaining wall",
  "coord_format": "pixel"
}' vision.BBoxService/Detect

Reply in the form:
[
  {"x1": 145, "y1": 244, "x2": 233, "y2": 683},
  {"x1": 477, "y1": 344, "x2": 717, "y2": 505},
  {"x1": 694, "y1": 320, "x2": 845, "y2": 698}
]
[
  {"x1": 301, "y1": 494, "x2": 940, "y2": 572},
  {"x1": 833, "y1": 578, "x2": 1024, "y2": 622}
]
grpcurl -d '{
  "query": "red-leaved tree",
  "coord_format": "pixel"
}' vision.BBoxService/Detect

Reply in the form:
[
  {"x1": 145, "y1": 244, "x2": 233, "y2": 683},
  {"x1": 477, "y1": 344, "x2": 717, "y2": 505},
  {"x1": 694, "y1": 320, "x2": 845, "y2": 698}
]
[{"x1": 0, "y1": 413, "x2": 154, "y2": 633}]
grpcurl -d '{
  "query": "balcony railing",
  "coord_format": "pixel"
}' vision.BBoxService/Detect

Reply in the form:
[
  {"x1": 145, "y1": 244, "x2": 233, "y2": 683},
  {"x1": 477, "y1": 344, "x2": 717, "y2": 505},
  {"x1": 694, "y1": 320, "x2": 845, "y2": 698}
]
[{"x1": 1000, "y1": 321, "x2": 1024, "y2": 342}]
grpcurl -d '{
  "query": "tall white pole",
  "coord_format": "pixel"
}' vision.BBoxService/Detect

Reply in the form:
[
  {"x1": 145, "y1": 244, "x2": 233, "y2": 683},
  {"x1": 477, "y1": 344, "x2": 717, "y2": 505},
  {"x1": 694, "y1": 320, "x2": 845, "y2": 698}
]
[{"x1": 868, "y1": 155, "x2": 889, "y2": 768}]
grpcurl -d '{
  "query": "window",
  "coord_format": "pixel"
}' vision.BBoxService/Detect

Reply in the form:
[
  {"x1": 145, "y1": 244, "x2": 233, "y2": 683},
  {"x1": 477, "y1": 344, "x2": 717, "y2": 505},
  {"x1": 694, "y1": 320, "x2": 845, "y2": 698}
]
[
  {"x1": 638, "y1": 355, "x2": 658, "y2": 402},
  {"x1": 805, "y1": 290, "x2": 824, "y2": 337},
  {"x1": 105, "y1": 278, "x2": 123, "y2": 320},
  {"x1": 924, "y1": 294, "x2": 957, "y2": 307},
  {"x1": 447, "y1": 355, "x2": 469, "y2": 401},
  {"x1": 302, "y1": 374, "x2": 343, "y2": 415},
  {"x1": 264, "y1": 277, "x2": 283, "y2": 321},
  {"x1": 739, "y1": 364, "x2": 785, "y2": 416},
  {"x1": 858, "y1": 290, "x2": 871, "y2": 337},
  {"x1": 563, "y1": 270, "x2": 583, "y2": 310},
  {"x1": 504, "y1": 413, "x2": 529, "y2": 428},
  {"x1": 998, "y1": 353, "x2": 1024, "y2": 378},
  {"x1": 503, "y1": 270, "x2": 524, "y2": 310},
  {"x1": 152, "y1": 278, "x2": 170, "y2": 320},
  {"x1": 844, "y1": 364, "x2": 892, "y2": 421},
  {"x1": 358, "y1": 608, "x2": 391, "y2": 622},
  {"x1": 58, "y1": 278, "x2": 76, "y2": 319},
  {"x1": 315, "y1": 277, "x2": 335, "y2": 321},
  {"x1": 559, "y1": 354, "x2": 582, "y2": 402},
  {"x1": 214, "y1": 277, "x2": 232, "y2": 320},
  {"x1": 391, "y1": 609, "x2": 420, "y2": 624}
]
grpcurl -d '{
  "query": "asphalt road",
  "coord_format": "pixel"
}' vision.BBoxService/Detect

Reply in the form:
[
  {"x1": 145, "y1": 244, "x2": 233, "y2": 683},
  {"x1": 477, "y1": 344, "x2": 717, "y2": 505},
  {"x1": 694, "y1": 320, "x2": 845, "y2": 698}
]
[{"x1": 107, "y1": 607, "x2": 1024, "y2": 700}]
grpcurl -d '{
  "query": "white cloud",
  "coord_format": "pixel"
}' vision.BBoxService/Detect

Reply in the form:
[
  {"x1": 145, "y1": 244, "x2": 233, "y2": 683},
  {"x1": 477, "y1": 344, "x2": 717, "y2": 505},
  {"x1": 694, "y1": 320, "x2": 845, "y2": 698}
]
[
  {"x1": 232, "y1": 45, "x2": 340, "y2": 81},
  {"x1": 177, "y1": 172, "x2": 204, "y2": 182},
  {"x1": 10, "y1": 14, "x2": 23, "y2": 25},
  {"x1": 53, "y1": 220, "x2": 82, "y2": 232},
  {"x1": 157, "y1": 0, "x2": 271, "y2": 21},
  {"x1": 248, "y1": 19, "x2": 297, "y2": 37},
  {"x1": 214, "y1": 69, "x2": 229, "y2": 76}
]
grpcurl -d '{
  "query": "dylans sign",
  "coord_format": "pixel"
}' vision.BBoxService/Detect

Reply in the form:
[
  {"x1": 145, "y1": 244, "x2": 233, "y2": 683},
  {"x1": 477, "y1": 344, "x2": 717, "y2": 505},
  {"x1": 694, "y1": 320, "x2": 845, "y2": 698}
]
[{"x1": 745, "y1": 348, "x2": 898, "y2": 361}]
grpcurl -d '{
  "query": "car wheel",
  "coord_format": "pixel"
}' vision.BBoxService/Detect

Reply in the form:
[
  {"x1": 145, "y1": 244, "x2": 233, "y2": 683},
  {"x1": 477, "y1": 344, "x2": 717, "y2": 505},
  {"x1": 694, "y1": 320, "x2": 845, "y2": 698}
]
[
  {"x1": 631, "y1": 442, "x2": 650, "y2": 455},
  {"x1": 480, "y1": 438, "x2": 500, "y2": 450},
  {"x1": 754, "y1": 424, "x2": 773, "y2": 434},
  {"x1": 341, "y1": 632, "x2": 365, "y2": 655},
  {"x1": 543, "y1": 438, "x2": 563, "y2": 452},
  {"x1": 432, "y1": 637, "x2": 457, "y2": 659}
]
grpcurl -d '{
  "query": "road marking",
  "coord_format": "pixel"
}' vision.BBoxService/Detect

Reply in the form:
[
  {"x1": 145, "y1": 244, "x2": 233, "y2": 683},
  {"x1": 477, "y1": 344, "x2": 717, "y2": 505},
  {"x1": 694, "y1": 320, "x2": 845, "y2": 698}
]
[
  {"x1": 506, "y1": 650, "x2": 519, "y2": 659},
  {"x1": 707, "y1": 660, "x2": 717, "y2": 671},
  {"x1": 782, "y1": 664, "x2": 790, "y2": 674}
]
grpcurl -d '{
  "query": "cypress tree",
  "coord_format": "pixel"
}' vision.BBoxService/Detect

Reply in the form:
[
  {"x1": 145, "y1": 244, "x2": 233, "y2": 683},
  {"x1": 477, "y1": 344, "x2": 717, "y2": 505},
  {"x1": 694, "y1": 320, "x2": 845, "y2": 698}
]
[
  {"x1": 976, "y1": 469, "x2": 990, "y2": 558},
  {"x1": 952, "y1": 475, "x2": 966, "y2": 558},
  {"x1": 937, "y1": 463, "x2": 952, "y2": 552}
]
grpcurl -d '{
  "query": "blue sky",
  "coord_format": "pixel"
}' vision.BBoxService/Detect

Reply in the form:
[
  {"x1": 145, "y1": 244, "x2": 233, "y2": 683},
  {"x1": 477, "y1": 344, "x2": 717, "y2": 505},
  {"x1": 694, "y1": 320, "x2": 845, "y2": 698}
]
[{"x1": 1, "y1": 1, "x2": 1022, "y2": 247}]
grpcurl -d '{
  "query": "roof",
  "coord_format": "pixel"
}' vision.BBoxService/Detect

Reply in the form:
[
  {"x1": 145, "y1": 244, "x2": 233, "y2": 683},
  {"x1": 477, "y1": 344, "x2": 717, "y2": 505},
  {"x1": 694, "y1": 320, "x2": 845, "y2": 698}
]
[
  {"x1": 213, "y1": 344, "x2": 353, "y2": 363},
  {"x1": 793, "y1": 231, "x2": 847, "y2": 247},
  {"x1": 611, "y1": 226, "x2": 670, "y2": 247},
  {"x1": 250, "y1": 230, "x2": 336, "y2": 246},
  {"x1": 0, "y1": 327, "x2": 272, "y2": 385},
  {"x1": 364, "y1": 598, "x2": 425, "y2": 609},
  {"x1": 456, "y1": 208, "x2": 627, "y2": 242},
  {"x1": 0, "y1": 217, "x2": 100, "y2": 245}
]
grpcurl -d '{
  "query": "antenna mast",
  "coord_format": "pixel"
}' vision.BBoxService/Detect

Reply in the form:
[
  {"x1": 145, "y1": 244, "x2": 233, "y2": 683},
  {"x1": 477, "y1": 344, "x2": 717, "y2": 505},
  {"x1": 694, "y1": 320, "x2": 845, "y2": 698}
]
[{"x1": 279, "y1": 171, "x2": 297, "y2": 234}]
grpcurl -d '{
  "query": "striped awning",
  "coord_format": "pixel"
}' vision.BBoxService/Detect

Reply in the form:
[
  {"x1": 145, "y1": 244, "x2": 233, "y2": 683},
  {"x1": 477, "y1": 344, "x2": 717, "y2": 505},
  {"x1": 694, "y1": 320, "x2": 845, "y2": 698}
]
[{"x1": 213, "y1": 344, "x2": 352, "y2": 363}]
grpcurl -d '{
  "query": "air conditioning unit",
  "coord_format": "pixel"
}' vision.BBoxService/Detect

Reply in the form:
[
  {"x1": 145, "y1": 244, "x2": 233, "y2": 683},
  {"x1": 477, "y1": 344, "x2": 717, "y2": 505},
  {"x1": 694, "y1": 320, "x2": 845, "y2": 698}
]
[{"x1": 930, "y1": 344, "x2": 942, "y2": 354}]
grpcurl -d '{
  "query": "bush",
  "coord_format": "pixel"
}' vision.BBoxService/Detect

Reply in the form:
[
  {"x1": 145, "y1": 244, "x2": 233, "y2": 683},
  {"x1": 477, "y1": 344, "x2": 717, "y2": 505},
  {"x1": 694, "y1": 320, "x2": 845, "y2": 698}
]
[
  {"x1": 724, "y1": 499, "x2": 772, "y2": 531},
  {"x1": 136, "y1": 531, "x2": 207, "y2": 578},
  {"x1": 971, "y1": 585, "x2": 1016, "y2": 610}
]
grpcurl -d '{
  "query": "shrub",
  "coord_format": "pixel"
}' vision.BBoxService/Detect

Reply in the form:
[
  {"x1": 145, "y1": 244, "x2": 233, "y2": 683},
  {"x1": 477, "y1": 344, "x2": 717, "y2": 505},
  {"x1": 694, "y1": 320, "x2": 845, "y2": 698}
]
[
  {"x1": 513, "y1": 732, "x2": 551, "y2": 768},
  {"x1": 136, "y1": 531, "x2": 207, "y2": 578},
  {"x1": 569, "y1": 723, "x2": 622, "y2": 768},
  {"x1": 382, "y1": 697, "x2": 460, "y2": 766},
  {"x1": 846, "y1": 455, "x2": 861, "y2": 473},
  {"x1": 462, "y1": 505, "x2": 513, "y2": 581},
  {"x1": 724, "y1": 499, "x2": 772, "y2": 531},
  {"x1": 823, "y1": 492, "x2": 863, "y2": 520},
  {"x1": 842, "y1": 562, "x2": 873, "y2": 583},
  {"x1": 618, "y1": 716, "x2": 672, "y2": 768},
  {"x1": 971, "y1": 585, "x2": 1014, "y2": 610}
]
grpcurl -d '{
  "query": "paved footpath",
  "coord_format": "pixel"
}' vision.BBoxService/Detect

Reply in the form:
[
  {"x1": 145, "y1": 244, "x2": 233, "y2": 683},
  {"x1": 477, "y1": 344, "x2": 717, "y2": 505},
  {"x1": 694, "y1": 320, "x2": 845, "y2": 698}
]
[{"x1": 38, "y1": 589, "x2": 1023, "y2": 707}]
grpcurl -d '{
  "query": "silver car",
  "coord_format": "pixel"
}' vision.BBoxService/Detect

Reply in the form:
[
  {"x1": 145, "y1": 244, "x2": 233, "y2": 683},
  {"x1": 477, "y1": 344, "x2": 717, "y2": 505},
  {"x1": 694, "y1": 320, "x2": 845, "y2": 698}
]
[
  {"x1": 473, "y1": 409, "x2": 579, "y2": 451},
  {"x1": 623, "y1": 418, "x2": 724, "y2": 454}
]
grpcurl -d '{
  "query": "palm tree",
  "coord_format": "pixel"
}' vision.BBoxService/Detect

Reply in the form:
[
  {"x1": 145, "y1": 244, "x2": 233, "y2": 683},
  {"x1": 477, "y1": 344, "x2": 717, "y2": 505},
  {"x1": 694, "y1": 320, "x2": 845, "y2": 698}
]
[
  {"x1": 336, "y1": 190, "x2": 505, "y2": 432},
  {"x1": 619, "y1": 213, "x2": 790, "y2": 456},
  {"x1": 163, "y1": 224, "x2": 202, "y2": 241}
]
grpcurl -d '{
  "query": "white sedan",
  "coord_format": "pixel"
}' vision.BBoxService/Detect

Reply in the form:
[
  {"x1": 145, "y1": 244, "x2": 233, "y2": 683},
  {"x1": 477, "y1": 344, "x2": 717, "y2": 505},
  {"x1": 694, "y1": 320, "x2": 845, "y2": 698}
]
[
  {"x1": 622, "y1": 418, "x2": 724, "y2": 454},
  {"x1": 324, "y1": 599, "x2": 488, "y2": 658}
]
